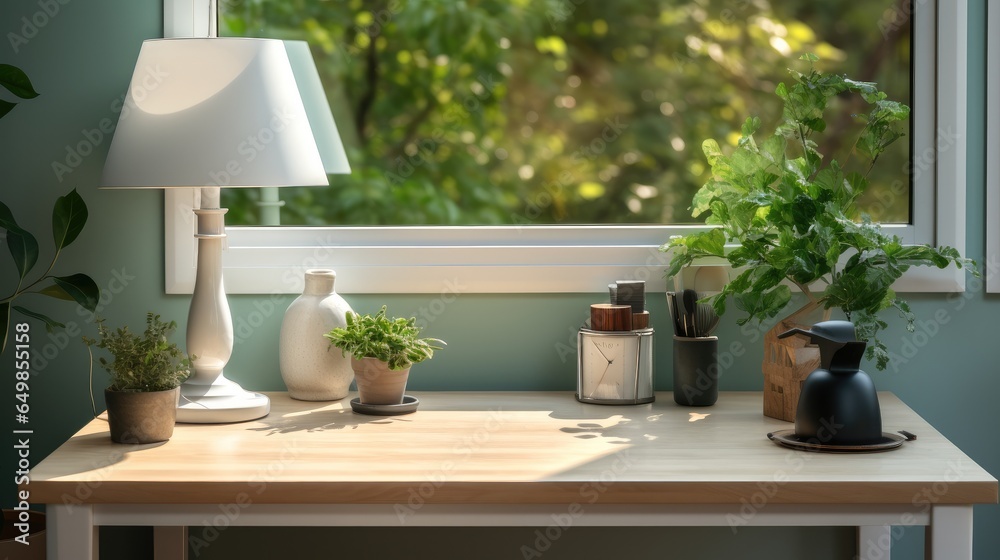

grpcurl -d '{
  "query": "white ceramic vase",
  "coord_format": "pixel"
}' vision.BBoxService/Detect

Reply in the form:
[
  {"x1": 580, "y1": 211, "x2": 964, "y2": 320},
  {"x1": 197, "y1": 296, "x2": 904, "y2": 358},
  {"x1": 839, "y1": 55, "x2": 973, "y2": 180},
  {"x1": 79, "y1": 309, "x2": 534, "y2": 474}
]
[{"x1": 279, "y1": 269, "x2": 354, "y2": 401}]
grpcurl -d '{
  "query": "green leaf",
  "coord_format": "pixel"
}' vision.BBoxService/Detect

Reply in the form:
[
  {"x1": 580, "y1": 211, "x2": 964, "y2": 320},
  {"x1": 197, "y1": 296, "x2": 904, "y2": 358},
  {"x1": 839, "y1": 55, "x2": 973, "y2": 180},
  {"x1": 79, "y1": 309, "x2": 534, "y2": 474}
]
[
  {"x1": 875, "y1": 99, "x2": 910, "y2": 121},
  {"x1": 52, "y1": 274, "x2": 100, "y2": 312},
  {"x1": 733, "y1": 285, "x2": 791, "y2": 322},
  {"x1": 702, "y1": 139, "x2": 723, "y2": 166},
  {"x1": 0, "y1": 302, "x2": 8, "y2": 355},
  {"x1": 690, "y1": 184, "x2": 717, "y2": 218},
  {"x1": 790, "y1": 194, "x2": 819, "y2": 232},
  {"x1": 740, "y1": 116, "x2": 761, "y2": 138},
  {"x1": 52, "y1": 188, "x2": 88, "y2": 249},
  {"x1": 0, "y1": 199, "x2": 23, "y2": 232},
  {"x1": 749, "y1": 266, "x2": 784, "y2": 293},
  {"x1": 6, "y1": 228, "x2": 39, "y2": 282},
  {"x1": 0, "y1": 201, "x2": 37, "y2": 279},
  {"x1": 799, "y1": 53, "x2": 819, "y2": 62},
  {"x1": 802, "y1": 117, "x2": 826, "y2": 132},
  {"x1": 0, "y1": 99, "x2": 15, "y2": 120},
  {"x1": 35, "y1": 283, "x2": 75, "y2": 301},
  {"x1": 679, "y1": 228, "x2": 726, "y2": 258},
  {"x1": 760, "y1": 135, "x2": 786, "y2": 165},
  {"x1": 0, "y1": 64, "x2": 38, "y2": 99},
  {"x1": 775, "y1": 82, "x2": 788, "y2": 100},
  {"x1": 12, "y1": 306, "x2": 65, "y2": 333}
]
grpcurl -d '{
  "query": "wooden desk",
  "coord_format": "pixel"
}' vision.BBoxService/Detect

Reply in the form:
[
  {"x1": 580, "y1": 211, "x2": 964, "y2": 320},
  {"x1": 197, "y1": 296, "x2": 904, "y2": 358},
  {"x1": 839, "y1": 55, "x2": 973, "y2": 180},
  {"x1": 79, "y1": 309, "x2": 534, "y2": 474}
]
[{"x1": 27, "y1": 392, "x2": 997, "y2": 559}]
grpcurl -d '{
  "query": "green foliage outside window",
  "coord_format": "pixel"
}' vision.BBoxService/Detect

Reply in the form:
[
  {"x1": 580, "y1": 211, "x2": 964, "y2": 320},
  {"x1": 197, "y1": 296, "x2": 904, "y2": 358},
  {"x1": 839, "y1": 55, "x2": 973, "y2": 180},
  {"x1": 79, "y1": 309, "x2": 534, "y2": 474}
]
[{"x1": 220, "y1": 0, "x2": 911, "y2": 227}]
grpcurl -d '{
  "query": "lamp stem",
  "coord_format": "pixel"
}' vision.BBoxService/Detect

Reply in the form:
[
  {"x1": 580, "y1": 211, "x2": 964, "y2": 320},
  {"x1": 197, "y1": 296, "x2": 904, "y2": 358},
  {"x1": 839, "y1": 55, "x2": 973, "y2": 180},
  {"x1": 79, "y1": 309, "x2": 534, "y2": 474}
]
[
  {"x1": 176, "y1": 186, "x2": 269, "y2": 423},
  {"x1": 186, "y1": 187, "x2": 230, "y2": 382}
]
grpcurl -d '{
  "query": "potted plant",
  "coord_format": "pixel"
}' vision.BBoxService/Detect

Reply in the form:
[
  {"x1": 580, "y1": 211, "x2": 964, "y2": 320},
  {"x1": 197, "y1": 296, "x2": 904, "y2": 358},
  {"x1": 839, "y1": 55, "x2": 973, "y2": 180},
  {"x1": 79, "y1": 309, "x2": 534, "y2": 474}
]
[
  {"x1": 661, "y1": 55, "x2": 976, "y2": 421},
  {"x1": 324, "y1": 305, "x2": 444, "y2": 405},
  {"x1": 83, "y1": 313, "x2": 191, "y2": 443}
]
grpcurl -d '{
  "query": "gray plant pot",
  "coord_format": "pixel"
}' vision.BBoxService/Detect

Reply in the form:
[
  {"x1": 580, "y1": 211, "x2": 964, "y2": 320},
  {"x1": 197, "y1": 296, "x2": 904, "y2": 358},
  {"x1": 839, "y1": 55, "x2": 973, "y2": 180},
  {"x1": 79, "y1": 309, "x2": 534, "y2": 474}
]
[
  {"x1": 105, "y1": 387, "x2": 180, "y2": 444},
  {"x1": 351, "y1": 357, "x2": 410, "y2": 405}
]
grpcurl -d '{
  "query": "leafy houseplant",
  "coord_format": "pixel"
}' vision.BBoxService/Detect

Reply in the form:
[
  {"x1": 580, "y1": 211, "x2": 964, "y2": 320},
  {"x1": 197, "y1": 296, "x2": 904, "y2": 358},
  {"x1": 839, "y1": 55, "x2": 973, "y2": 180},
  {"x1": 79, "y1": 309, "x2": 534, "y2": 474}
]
[
  {"x1": 83, "y1": 313, "x2": 191, "y2": 443},
  {"x1": 1, "y1": 189, "x2": 100, "y2": 355},
  {"x1": 324, "y1": 305, "x2": 444, "y2": 405},
  {"x1": 1, "y1": 66, "x2": 99, "y2": 354},
  {"x1": 661, "y1": 55, "x2": 974, "y2": 417}
]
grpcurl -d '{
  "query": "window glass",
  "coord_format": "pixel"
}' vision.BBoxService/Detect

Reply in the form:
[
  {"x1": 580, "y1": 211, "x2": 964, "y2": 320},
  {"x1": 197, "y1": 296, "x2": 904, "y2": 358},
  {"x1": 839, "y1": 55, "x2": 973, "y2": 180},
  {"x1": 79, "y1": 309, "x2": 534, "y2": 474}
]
[{"x1": 220, "y1": 0, "x2": 911, "y2": 227}]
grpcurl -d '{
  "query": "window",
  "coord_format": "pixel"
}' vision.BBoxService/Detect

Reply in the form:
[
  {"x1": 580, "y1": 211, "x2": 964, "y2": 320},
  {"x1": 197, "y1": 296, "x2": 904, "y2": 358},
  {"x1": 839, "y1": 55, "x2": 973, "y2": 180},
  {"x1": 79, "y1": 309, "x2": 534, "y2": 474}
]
[{"x1": 164, "y1": 0, "x2": 966, "y2": 294}]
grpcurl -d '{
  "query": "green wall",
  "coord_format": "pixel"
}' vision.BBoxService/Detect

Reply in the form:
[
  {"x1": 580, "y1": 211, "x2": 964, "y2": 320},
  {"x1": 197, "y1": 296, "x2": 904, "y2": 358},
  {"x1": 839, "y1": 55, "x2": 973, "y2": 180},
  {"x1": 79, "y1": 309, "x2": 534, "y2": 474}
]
[{"x1": 1, "y1": 1, "x2": 995, "y2": 558}]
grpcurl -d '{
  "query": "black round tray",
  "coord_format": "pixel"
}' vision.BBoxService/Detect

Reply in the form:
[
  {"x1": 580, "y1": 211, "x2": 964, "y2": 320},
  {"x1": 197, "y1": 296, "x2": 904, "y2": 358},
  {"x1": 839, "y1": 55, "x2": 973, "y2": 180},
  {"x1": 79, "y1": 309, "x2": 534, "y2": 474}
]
[
  {"x1": 350, "y1": 395, "x2": 419, "y2": 416},
  {"x1": 767, "y1": 429, "x2": 907, "y2": 453}
]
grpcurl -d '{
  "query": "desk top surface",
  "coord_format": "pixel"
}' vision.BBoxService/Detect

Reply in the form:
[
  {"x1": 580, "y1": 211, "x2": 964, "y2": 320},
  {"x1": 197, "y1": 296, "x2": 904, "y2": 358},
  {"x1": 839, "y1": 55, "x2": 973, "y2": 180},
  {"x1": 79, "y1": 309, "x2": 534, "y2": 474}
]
[{"x1": 27, "y1": 392, "x2": 997, "y2": 505}]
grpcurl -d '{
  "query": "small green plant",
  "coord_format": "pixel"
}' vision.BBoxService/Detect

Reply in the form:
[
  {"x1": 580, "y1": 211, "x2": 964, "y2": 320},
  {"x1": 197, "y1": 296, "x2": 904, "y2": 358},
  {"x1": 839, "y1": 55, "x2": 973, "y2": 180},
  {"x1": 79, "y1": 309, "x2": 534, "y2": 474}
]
[
  {"x1": 83, "y1": 313, "x2": 191, "y2": 393},
  {"x1": 661, "y1": 54, "x2": 976, "y2": 370},
  {"x1": 324, "y1": 305, "x2": 445, "y2": 370}
]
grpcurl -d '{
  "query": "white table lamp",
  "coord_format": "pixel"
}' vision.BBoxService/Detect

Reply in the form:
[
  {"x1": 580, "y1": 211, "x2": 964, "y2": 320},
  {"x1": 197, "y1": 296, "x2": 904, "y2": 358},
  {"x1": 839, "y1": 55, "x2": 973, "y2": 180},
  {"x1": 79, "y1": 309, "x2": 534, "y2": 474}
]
[{"x1": 101, "y1": 37, "x2": 350, "y2": 422}]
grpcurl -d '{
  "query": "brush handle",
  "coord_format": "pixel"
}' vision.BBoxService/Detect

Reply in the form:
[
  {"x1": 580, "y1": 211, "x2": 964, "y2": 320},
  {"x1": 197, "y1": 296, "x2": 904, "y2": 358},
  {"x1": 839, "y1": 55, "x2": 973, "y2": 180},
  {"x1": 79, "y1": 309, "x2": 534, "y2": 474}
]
[{"x1": 682, "y1": 289, "x2": 699, "y2": 338}]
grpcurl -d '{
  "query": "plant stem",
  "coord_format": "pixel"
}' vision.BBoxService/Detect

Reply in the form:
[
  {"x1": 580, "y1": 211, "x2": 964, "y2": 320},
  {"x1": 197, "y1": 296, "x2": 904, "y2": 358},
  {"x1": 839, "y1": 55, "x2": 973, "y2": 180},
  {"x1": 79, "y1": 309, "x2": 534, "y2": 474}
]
[
  {"x1": 87, "y1": 345, "x2": 98, "y2": 419},
  {"x1": 1, "y1": 248, "x2": 63, "y2": 304}
]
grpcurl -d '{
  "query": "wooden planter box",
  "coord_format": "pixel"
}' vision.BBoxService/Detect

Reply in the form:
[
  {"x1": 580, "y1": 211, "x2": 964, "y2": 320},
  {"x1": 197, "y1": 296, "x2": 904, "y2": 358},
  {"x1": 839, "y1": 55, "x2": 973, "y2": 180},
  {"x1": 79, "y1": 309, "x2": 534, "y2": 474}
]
[{"x1": 761, "y1": 304, "x2": 828, "y2": 422}]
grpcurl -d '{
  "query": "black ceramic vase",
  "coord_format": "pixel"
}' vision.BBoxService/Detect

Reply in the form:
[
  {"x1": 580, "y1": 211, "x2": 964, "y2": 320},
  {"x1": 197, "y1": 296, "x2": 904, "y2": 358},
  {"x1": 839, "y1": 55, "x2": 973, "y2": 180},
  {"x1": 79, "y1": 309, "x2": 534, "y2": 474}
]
[{"x1": 778, "y1": 321, "x2": 882, "y2": 445}]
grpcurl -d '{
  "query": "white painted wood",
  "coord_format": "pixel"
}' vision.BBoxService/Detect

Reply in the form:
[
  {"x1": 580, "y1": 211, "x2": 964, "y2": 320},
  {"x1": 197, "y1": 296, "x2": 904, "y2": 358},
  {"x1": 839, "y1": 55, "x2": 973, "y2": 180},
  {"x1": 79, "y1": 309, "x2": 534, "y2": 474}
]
[
  {"x1": 925, "y1": 505, "x2": 973, "y2": 560},
  {"x1": 99, "y1": 503, "x2": 929, "y2": 528},
  {"x1": 933, "y1": 0, "x2": 968, "y2": 293},
  {"x1": 910, "y1": 0, "x2": 936, "y2": 247},
  {"x1": 987, "y1": 2, "x2": 1000, "y2": 292},
  {"x1": 160, "y1": 0, "x2": 959, "y2": 295},
  {"x1": 162, "y1": 5, "x2": 200, "y2": 296},
  {"x1": 163, "y1": 0, "x2": 195, "y2": 37},
  {"x1": 858, "y1": 525, "x2": 892, "y2": 560},
  {"x1": 47, "y1": 504, "x2": 96, "y2": 560},
  {"x1": 164, "y1": 189, "x2": 198, "y2": 294},
  {"x1": 153, "y1": 526, "x2": 188, "y2": 560}
]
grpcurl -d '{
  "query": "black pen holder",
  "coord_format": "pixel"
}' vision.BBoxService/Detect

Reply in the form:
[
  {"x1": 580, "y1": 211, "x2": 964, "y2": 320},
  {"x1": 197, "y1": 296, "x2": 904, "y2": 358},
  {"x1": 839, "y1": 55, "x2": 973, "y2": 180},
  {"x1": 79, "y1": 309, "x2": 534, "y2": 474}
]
[{"x1": 672, "y1": 335, "x2": 719, "y2": 407}]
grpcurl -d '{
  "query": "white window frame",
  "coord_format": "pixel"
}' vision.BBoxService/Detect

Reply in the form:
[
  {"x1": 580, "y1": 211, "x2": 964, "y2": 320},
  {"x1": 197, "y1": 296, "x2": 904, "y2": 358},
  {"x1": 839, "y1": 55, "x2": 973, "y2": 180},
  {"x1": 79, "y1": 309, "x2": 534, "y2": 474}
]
[
  {"x1": 987, "y1": 1, "x2": 999, "y2": 293},
  {"x1": 163, "y1": 0, "x2": 967, "y2": 295}
]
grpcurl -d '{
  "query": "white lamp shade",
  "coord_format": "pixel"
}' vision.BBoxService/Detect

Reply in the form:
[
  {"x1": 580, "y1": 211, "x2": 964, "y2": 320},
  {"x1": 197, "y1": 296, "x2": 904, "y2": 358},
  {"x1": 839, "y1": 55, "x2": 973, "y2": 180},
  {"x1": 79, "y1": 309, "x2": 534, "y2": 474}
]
[
  {"x1": 284, "y1": 41, "x2": 351, "y2": 175},
  {"x1": 101, "y1": 38, "x2": 328, "y2": 189}
]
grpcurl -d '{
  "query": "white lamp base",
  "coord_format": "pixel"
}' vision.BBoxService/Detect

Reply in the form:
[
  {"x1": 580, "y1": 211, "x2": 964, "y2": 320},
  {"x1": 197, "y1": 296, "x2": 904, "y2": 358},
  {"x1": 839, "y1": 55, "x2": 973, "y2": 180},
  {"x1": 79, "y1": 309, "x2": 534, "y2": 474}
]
[{"x1": 176, "y1": 376, "x2": 270, "y2": 423}]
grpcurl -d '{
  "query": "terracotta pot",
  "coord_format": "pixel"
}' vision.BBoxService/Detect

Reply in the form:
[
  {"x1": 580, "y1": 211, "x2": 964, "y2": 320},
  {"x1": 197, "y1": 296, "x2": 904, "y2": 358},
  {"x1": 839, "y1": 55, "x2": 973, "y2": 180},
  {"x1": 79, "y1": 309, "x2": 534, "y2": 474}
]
[
  {"x1": 0, "y1": 509, "x2": 45, "y2": 559},
  {"x1": 105, "y1": 387, "x2": 180, "y2": 444},
  {"x1": 351, "y1": 357, "x2": 410, "y2": 405}
]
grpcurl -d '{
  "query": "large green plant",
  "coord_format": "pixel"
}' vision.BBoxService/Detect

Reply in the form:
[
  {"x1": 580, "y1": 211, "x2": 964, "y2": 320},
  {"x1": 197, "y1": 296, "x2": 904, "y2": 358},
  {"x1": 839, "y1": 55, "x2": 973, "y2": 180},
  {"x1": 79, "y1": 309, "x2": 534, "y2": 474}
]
[
  {"x1": 324, "y1": 305, "x2": 445, "y2": 370},
  {"x1": 1, "y1": 64, "x2": 99, "y2": 354},
  {"x1": 83, "y1": 313, "x2": 191, "y2": 393},
  {"x1": 661, "y1": 55, "x2": 975, "y2": 369}
]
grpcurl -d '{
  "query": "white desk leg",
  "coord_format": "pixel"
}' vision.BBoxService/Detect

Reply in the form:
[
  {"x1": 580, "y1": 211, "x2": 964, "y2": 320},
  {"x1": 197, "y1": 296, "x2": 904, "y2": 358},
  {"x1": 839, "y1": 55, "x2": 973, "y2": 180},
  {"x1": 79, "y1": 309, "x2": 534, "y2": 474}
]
[
  {"x1": 925, "y1": 505, "x2": 973, "y2": 560},
  {"x1": 47, "y1": 504, "x2": 97, "y2": 560},
  {"x1": 154, "y1": 526, "x2": 188, "y2": 560},
  {"x1": 858, "y1": 525, "x2": 892, "y2": 560}
]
